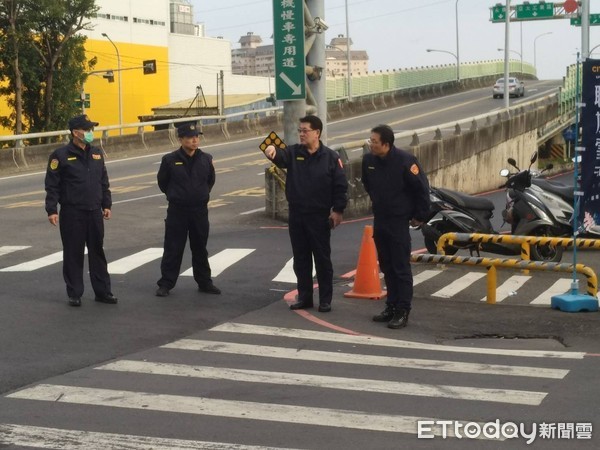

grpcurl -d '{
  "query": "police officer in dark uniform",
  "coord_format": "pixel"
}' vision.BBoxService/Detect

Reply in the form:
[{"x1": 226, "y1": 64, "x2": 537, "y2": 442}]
[
  {"x1": 45, "y1": 114, "x2": 117, "y2": 307},
  {"x1": 362, "y1": 124, "x2": 430, "y2": 328},
  {"x1": 264, "y1": 115, "x2": 348, "y2": 312},
  {"x1": 155, "y1": 121, "x2": 220, "y2": 297}
]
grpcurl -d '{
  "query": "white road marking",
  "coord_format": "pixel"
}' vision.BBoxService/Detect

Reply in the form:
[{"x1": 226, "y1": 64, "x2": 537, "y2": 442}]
[
  {"x1": 108, "y1": 248, "x2": 164, "y2": 274},
  {"x1": 240, "y1": 207, "x2": 265, "y2": 215},
  {"x1": 413, "y1": 269, "x2": 442, "y2": 286},
  {"x1": 162, "y1": 339, "x2": 569, "y2": 379},
  {"x1": 480, "y1": 275, "x2": 532, "y2": 302},
  {"x1": 98, "y1": 360, "x2": 547, "y2": 405},
  {"x1": 181, "y1": 248, "x2": 255, "y2": 277},
  {"x1": 0, "y1": 424, "x2": 296, "y2": 450},
  {"x1": 211, "y1": 323, "x2": 585, "y2": 359},
  {"x1": 272, "y1": 256, "x2": 316, "y2": 283},
  {"x1": 0, "y1": 246, "x2": 30, "y2": 257},
  {"x1": 530, "y1": 278, "x2": 573, "y2": 305},
  {"x1": 0, "y1": 251, "x2": 63, "y2": 272},
  {"x1": 7, "y1": 384, "x2": 491, "y2": 439},
  {"x1": 431, "y1": 272, "x2": 486, "y2": 298}
]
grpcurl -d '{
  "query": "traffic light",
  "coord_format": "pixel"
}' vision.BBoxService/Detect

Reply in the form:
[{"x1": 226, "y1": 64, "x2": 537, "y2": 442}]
[
  {"x1": 143, "y1": 59, "x2": 157, "y2": 74},
  {"x1": 103, "y1": 71, "x2": 115, "y2": 82}
]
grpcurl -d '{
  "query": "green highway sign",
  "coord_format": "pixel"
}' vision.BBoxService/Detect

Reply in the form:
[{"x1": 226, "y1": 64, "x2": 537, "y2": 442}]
[
  {"x1": 491, "y1": 4, "x2": 507, "y2": 22},
  {"x1": 272, "y1": 0, "x2": 305, "y2": 101},
  {"x1": 516, "y1": 2, "x2": 554, "y2": 20},
  {"x1": 571, "y1": 14, "x2": 600, "y2": 26}
]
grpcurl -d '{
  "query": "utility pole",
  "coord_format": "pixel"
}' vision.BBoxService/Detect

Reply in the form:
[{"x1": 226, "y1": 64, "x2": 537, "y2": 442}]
[{"x1": 307, "y1": 0, "x2": 327, "y2": 140}]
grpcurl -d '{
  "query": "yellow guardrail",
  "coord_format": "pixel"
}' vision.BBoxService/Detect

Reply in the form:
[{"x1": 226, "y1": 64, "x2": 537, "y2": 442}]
[
  {"x1": 410, "y1": 253, "x2": 598, "y2": 304},
  {"x1": 437, "y1": 232, "x2": 600, "y2": 261}
]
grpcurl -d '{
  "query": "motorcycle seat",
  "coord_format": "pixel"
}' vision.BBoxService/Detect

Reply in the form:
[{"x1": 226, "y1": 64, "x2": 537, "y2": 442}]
[
  {"x1": 436, "y1": 187, "x2": 495, "y2": 211},
  {"x1": 532, "y1": 178, "x2": 574, "y2": 202}
]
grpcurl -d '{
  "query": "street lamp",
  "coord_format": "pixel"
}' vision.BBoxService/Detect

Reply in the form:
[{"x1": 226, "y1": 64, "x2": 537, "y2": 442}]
[
  {"x1": 498, "y1": 47, "x2": 523, "y2": 74},
  {"x1": 533, "y1": 32, "x2": 552, "y2": 75},
  {"x1": 101, "y1": 32, "x2": 123, "y2": 135},
  {"x1": 344, "y1": 0, "x2": 352, "y2": 101},
  {"x1": 326, "y1": 45, "x2": 351, "y2": 99},
  {"x1": 426, "y1": 48, "x2": 459, "y2": 81},
  {"x1": 455, "y1": 0, "x2": 460, "y2": 81}
]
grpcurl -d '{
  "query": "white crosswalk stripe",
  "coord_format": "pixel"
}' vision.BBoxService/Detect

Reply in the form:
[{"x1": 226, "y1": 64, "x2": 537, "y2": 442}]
[
  {"x1": 0, "y1": 424, "x2": 296, "y2": 450},
  {"x1": 108, "y1": 248, "x2": 164, "y2": 274},
  {"x1": 0, "y1": 246, "x2": 30, "y2": 257},
  {"x1": 0, "y1": 250, "x2": 63, "y2": 272},
  {"x1": 530, "y1": 278, "x2": 573, "y2": 305},
  {"x1": 97, "y1": 360, "x2": 547, "y2": 404},
  {"x1": 181, "y1": 248, "x2": 255, "y2": 277},
  {"x1": 1, "y1": 322, "x2": 584, "y2": 446},
  {"x1": 0, "y1": 244, "x2": 594, "y2": 304},
  {"x1": 431, "y1": 272, "x2": 487, "y2": 298},
  {"x1": 479, "y1": 274, "x2": 532, "y2": 302}
]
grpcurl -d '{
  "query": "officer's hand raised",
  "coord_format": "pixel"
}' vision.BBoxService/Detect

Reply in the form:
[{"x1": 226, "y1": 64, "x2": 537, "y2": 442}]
[{"x1": 264, "y1": 145, "x2": 276, "y2": 160}]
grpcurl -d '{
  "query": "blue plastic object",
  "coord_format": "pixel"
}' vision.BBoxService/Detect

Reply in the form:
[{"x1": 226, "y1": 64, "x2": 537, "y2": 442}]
[{"x1": 551, "y1": 293, "x2": 599, "y2": 312}]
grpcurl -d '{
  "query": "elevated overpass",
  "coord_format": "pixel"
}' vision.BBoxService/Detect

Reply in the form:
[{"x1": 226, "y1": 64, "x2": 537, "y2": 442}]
[{"x1": 0, "y1": 60, "x2": 578, "y2": 221}]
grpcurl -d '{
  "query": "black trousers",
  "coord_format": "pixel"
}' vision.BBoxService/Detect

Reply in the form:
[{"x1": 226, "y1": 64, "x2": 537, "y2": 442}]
[
  {"x1": 157, "y1": 205, "x2": 211, "y2": 290},
  {"x1": 59, "y1": 207, "x2": 111, "y2": 299},
  {"x1": 288, "y1": 211, "x2": 332, "y2": 305},
  {"x1": 373, "y1": 216, "x2": 413, "y2": 311}
]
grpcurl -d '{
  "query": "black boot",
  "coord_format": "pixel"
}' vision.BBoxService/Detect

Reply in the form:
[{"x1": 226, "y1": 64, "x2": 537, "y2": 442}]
[
  {"x1": 388, "y1": 308, "x2": 409, "y2": 329},
  {"x1": 372, "y1": 304, "x2": 394, "y2": 322}
]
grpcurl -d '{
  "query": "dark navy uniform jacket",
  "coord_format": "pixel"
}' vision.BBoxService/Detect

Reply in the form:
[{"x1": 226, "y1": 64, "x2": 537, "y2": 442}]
[
  {"x1": 45, "y1": 141, "x2": 111, "y2": 215},
  {"x1": 157, "y1": 147, "x2": 215, "y2": 208},
  {"x1": 270, "y1": 142, "x2": 348, "y2": 214},
  {"x1": 361, "y1": 146, "x2": 430, "y2": 221}
]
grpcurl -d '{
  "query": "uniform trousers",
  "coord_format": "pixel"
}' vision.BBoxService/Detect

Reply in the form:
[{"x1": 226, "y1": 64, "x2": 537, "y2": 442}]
[
  {"x1": 158, "y1": 205, "x2": 211, "y2": 290},
  {"x1": 373, "y1": 216, "x2": 413, "y2": 311},
  {"x1": 59, "y1": 206, "x2": 111, "y2": 299},
  {"x1": 288, "y1": 210, "x2": 333, "y2": 305}
]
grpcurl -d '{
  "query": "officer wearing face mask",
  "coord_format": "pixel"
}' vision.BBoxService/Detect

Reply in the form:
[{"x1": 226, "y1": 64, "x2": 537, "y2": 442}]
[{"x1": 44, "y1": 114, "x2": 118, "y2": 307}]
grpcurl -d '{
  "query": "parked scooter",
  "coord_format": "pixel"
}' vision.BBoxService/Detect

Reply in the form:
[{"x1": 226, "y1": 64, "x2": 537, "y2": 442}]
[
  {"x1": 499, "y1": 151, "x2": 572, "y2": 261},
  {"x1": 420, "y1": 151, "x2": 564, "y2": 262},
  {"x1": 511, "y1": 158, "x2": 600, "y2": 238}
]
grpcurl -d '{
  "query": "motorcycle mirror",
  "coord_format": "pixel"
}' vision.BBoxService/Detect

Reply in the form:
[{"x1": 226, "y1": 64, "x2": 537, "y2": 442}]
[
  {"x1": 499, "y1": 168, "x2": 510, "y2": 177},
  {"x1": 507, "y1": 158, "x2": 519, "y2": 169},
  {"x1": 530, "y1": 151, "x2": 538, "y2": 164}
]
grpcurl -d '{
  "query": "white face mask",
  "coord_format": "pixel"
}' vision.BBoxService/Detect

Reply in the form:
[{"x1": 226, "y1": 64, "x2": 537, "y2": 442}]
[{"x1": 83, "y1": 131, "x2": 94, "y2": 143}]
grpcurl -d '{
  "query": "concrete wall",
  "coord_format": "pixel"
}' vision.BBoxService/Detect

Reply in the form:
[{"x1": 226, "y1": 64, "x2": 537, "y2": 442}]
[{"x1": 265, "y1": 97, "x2": 559, "y2": 221}]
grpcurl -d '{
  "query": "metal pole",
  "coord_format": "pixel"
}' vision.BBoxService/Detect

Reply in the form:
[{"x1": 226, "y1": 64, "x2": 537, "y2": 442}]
[
  {"x1": 345, "y1": 0, "x2": 352, "y2": 101},
  {"x1": 307, "y1": 0, "x2": 327, "y2": 140},
  {"x1": 533, "y1": 32, "x2": 552, "y2": 77},
  {"x1": 582, "y1": 0, "x2": 590, "y2": 58},
  {"x1": 455, "y1": 0, "x2": 460, "y2": 81},
  {"x1": 520, "y1": 21, "x2": 523, "y2": 74},
  {"x1": 503, "y1": 0, "x2": 510, "y2": 111},
  {"x1": 102, "y1": 33, "x2": 123, "y2": 135}
]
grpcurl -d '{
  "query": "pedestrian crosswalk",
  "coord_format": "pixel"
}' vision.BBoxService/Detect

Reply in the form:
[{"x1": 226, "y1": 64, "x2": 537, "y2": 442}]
[
  {"x1": 0, "y1": 245, "x2": 594, "y2": 305},
  {"x1": 0, "y1": 322, "x2": 586, "y2": 447}
]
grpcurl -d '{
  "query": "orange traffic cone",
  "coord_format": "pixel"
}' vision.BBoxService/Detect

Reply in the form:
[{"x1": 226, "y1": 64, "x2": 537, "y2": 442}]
[{"x1": 344, "y1": 225, "x2": 387, "y2": 300}]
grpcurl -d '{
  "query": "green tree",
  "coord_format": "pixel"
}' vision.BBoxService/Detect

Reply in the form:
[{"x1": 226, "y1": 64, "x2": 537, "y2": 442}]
[{"x1": 0, "y1": 0, "x2": 97, "y2": 135}]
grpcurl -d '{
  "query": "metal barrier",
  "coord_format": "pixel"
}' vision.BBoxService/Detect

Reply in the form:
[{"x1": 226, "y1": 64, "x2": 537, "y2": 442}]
[
  {"x1": 411, "y1": 253, "x2": 598, "y2": 304},
  {"x1": 437, "y1": 232, "x2": 600, "y2": 260}
]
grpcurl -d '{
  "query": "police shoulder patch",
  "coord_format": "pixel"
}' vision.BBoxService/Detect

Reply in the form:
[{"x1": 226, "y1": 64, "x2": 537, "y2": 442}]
[
  {"x1": 410, "y1": 163, "x2": 420, "y2": 175},
  {"x1": 50, "y1": 159, "x2": 59, "y2": 170}
]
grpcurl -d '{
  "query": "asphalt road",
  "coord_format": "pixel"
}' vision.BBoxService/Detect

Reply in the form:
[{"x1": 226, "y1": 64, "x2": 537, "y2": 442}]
[{"x1": 1, "y1": 82, "x2": 598, "y2": 448}]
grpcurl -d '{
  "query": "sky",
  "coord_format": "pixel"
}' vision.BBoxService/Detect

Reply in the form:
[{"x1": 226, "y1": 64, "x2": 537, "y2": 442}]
[{"x1": 191, "y1": 0, "x2": 600, "y2": 81}]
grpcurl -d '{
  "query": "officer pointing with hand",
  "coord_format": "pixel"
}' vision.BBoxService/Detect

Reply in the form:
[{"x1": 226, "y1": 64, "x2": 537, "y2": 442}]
[{"x1": 264, "y1": 115, "x2": 348, "y2": 312}]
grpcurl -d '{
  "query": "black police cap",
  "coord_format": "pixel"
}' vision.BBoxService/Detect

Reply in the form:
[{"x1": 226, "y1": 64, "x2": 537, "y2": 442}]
[
  {"x1": 177, "y1": 122, "x2": 203, "y2": 138},
  {"x1": 68, "y1": 114, "x2": 99, "y2": 131}
]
